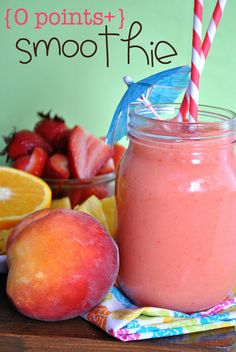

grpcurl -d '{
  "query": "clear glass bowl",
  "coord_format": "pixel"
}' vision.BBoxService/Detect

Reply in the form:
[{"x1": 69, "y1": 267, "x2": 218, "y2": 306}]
[{"x1": 44, "y1": 172, "x2": 115, "y2": 208}]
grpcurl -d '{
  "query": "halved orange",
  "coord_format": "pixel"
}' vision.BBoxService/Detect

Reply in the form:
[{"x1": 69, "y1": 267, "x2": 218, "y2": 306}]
[{"x1": 0, "y1": 167, "x2": 52, "y2": 230}]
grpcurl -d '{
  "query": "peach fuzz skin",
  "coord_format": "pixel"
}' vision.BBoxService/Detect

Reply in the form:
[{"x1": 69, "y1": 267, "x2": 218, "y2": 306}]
[{"x1": 6, "y1": 208, "x2": 119, "y2": 321}]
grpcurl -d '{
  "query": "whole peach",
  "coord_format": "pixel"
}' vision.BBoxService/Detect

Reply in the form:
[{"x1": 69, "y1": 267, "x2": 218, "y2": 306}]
[{"x1": 6, "y1": 208, "x2": 119, "y2": 321}]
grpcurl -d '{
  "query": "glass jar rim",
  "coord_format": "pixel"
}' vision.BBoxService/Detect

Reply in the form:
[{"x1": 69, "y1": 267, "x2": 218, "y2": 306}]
[{"x1": 128, "y1": 103, "x2": 236, "y2": 141}]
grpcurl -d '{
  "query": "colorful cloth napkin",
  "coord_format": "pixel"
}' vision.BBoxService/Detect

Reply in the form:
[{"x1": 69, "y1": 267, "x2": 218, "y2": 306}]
[{"x1": 81, "y1": 286, "x2": 236, "y2": 341}]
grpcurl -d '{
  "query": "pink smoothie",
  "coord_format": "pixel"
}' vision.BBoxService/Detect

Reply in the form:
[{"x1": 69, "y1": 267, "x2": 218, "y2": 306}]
[{"x1": 116, "y1": 134, "x2": 236, "y2": 313}]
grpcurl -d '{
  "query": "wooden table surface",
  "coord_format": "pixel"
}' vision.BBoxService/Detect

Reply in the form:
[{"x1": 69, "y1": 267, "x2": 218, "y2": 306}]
[{"x1": 0, "y1": 274, "x2": 236, "y2": 352}]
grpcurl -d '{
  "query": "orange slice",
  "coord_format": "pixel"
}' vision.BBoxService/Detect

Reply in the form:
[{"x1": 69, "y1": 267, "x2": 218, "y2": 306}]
[
  {"x1": 76, "y1": 195, "x2": 109, "y2": 233},
  {"x1": 0, "y1": 166, "x2": 52, "y2": 230},
  {"x1": 51, "y1": 197, "x2": 71, "y2": 209},
  {"x1": 75, "y1": 195, "x2": 117, "y2": 239},
  {"x1": 101, "y1": 196, "x2": 117, "y2": 239}
]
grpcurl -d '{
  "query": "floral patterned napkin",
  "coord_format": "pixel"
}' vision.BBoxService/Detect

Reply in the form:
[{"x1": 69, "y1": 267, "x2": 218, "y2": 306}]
[{"x1": 81, "y1": 286, "x2": 236, "y2": 341}]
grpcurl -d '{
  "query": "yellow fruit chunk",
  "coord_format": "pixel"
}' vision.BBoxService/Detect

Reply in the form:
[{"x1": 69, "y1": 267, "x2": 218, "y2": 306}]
[
  {"x1": 51, "y1": 197, "x2": 71, "y2": 209},
  {"x1": 75, "y1": 195, "x2": 109, "y2": 233},
  {"x1": 0, "y1": 166, "x2": 52, "y2": 230},
  {"x1": 101, "y1": 196, "x2": 117, "y2": 239},
  {"x1": 75, "y1": 195, "x2": 117, "y2": 239},
  {"x1": 0, "y1": 228, "x2": 12, "y2": 254}
]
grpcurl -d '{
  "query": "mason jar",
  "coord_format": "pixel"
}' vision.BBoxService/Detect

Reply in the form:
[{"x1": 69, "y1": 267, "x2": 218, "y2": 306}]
[{"x1": 116, "y1": 104, "x2": 236, "y2": 313}]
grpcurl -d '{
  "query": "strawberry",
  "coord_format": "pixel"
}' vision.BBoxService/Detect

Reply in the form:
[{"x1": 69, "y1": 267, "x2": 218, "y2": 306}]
[
  {"x1": 97, "y1": 158, "x2": 115, "y2": 175},
  {"x1": 99, "y1": 138, "x2": 126, "y2": 172},
  {"x1": 3, "y1": 130, "x2": 53, "y2": 161},
  {"x1": 68, "y1": 189, "x2": 84, "y2": 208},
  {"x1": 98, "y1": 136, "x2": 115, "y2": 174},
  {"x1": 69, "y1": 185, "x2": 109, "y2": 208},
  {"x1": 113, "y1": 144, "x2": 126, "y2": 170},
  {"x1": 43, "y1": 153, "x2": 70, "y2": 179},
  {"x1": 68, "y1": 126, "x2": 112, "y2": 181},
  {"x1": 35, "y1": 111, "x2": 70, "y2": 152},
  {"x1": 12, "y1": 147, "x2": 48, "y2": 177},
  {"x1": 80, "y1": 185, "x2": 109, "y2": 203}
]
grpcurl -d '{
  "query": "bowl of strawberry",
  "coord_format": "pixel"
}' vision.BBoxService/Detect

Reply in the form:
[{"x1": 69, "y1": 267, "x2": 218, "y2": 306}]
[{"x1": 1, "y1": 112, "x2": 126, "y2": 208}]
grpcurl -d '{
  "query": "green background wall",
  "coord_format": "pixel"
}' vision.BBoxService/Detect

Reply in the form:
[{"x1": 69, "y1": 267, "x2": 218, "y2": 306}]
[{"x1": 0, "y1": 0, "x2": 235, "y2": 163}]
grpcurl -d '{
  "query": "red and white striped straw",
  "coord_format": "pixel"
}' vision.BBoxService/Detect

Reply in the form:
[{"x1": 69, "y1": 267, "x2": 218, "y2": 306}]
[
  {"x1": 177, "y1": 0, "x2": 227, "y2": 122},
  {"x1": 188, "y1": 0, "x2": 203, "y2": 122},
  {"x1": 200, "y1": 0, "x2": 227, "y2": 71}
]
